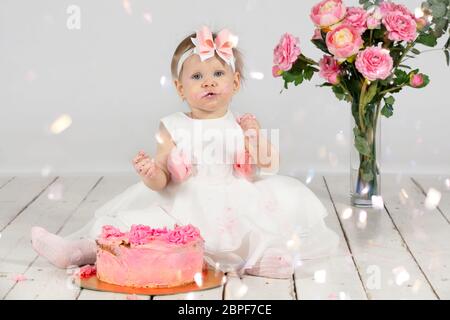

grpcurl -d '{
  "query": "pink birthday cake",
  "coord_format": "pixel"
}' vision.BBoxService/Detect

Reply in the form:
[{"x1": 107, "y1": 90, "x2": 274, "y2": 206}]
[{"x1": 95, "y1": 224, "x2": 205, "y2": 288}]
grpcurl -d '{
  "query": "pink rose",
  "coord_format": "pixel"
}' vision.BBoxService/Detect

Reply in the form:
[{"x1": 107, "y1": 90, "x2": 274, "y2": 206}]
[
  {"x1": 100, "y1": 225, "x2": 126, "y2": 240},
  {"x1": 326, "y1": 24, "x2": 364, "y2": 60},
  {"x1": 310, "y1": 0, "x2": 347, "y2": 28},
  {"x1": 166, "y1": 225, "x2": 201, "y2": 245},
  {"x1": 367, "y1": 15, "x2": 381, "y2": 29},
  {"x1": 233, "y1": 150, "x2": 254, "y2": 180},
  {"x1": 366, "y1": 6, "x2": 382, "y2": 29},
  {"x1": 382, "y1": 11, "x2": 417, "y2": 42},
  {"x1": 319, "y1": 55, "x2": 341, "y2": 85},
  {"x1": 167, "y1": 147, "x2": 192, "y2": 183},
  {"x1": 410, "y1": 73, "x2": 425, "y2": 88},
  {"x1": 379, "y1": 1, "x2": 414, "y2": 19},
  {"x1": 343, "y1": 7, "x2": 369, "y2": 34},
  {"x1": 355, "y1": 46, "x2": 394, "y2": 81},
  {"x1": 312, "y1": 28, "x2": 323, "y2": 40},
  {"x1": 273, "y1": 33, "x2": 301, "y2": 72},
  {"x1": 272, "y1": 65, "x2": 282, "y2": 78}
]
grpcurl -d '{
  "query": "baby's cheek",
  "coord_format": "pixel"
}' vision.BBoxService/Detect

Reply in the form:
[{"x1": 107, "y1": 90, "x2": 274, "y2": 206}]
[{"x1": 221, "y1": 83, "x2": 234, "y2": 95}]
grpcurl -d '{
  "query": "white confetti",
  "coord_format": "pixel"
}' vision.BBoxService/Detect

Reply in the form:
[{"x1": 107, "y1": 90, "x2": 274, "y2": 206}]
[
  {"x1": 357, "y1": 210, "x2": 367, "y2": 229},
  {"x1": 335, "y1": 130, "x2": 345, "y2": 145},
  {"x1": 160, "y1": 75, "x2": 167, "y2": 87},
  {"x1": 341, "y1": 207, "x2": 353, "y2": 220},
  {"x1": 249, "y1": 71, "x2": 264, "y2": 80},
  {"x1": 50, "y1": 114, "x2": 72, "y2": 134},
  {"x1": 235, "y1": 283, "x2": 248, "y2": 298},
  {"x1": 185, "y1": 292, "x2": 196, "y2": 300},
  {"x1": 393, "y1": 266, "x2": 410, "y2": 286},
  {"x1": 314, "y1": 270, "x2": 327, "y2": 283},
  {"x1": 194, "y1": 272, "x2": 203, "y2": 287},
  {"x1": 286, "y1": 234, "x2": 301, "y2": 250},
  {"x1": 122, "y1": 0, "x2": 132, "y2": 15},
  {"x1": 305, "y1": 169, "x2": 315, "y2": 185},
  {"x1": 371, "y1": 195, "x2": 384, "y2": 209},
  {"x1": 425, "y1": 188, "x2": 441, "y2": 210},
  {"x1": 414, "y1": 7, "x2": 424, "y2": 18},
  {"x1": 41, "y1": 165, "x2": 52, "y2": 177},
  {"x1": 400, "y1": 188, "x2": 409, "y2": 199},
  {"x1": 48, "y1": 183, "x2": 64, "y2": 201},
  {"x1": 339, "y1": 291, "x2": 348, "y2": 300},
  {"x1": 143, "y1": 11, "x2": 152, "y2": 23}
]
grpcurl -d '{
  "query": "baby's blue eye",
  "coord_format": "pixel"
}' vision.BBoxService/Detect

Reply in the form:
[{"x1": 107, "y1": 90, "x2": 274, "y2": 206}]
[
  {"x1": 191, "y1": 73, "x2": 202, "y2": 80},
  {"x1": 214, "y1": 71, "x2": 225, "y2": 77}
]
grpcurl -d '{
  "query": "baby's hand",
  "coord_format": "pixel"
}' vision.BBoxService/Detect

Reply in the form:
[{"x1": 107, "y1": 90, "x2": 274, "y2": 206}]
[
  {"x1": 236, "y1": 113, "x2": 260, "y2": 137},
  {"x1": 132, "y1": 150, "x2": 158, "y2": 179}
]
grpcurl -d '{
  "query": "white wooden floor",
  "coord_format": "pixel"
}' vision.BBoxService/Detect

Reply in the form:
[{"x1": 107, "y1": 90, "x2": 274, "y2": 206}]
[{"x1": 0, "y1": 174, "x2": 449, "y2": 300}]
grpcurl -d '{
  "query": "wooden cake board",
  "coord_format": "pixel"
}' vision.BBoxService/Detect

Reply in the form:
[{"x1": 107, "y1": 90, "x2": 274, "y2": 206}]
[{"x1": 79, "y1": 267, "x2": 224, "y2": 296}]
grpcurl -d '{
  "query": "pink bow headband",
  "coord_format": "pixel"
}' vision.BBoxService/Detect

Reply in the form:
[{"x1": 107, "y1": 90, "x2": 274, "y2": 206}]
[{"x1": 176, "y1": 26, "x2": 239, "y2": 77}]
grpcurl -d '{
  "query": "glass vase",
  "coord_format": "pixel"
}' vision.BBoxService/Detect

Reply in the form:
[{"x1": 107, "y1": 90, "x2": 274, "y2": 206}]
[{"x1": 350, "y1": 99, "x2": 382, "y2": 207}]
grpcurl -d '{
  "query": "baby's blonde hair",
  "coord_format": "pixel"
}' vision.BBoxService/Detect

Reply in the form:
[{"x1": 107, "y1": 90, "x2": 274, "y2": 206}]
[{"x1": 171, "y1": 32, "x2": 245, "y2": 82}]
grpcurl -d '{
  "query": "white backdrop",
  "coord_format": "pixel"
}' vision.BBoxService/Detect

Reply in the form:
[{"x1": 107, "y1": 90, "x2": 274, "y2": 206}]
[{"x1": 1, "y1": 0, "x2": 449, "y2": 177}]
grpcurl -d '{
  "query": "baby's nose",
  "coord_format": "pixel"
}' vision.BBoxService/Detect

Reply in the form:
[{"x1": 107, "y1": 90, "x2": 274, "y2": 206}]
[{"x1": 201, "y1": 78, "x2": 217, "y2": 88}]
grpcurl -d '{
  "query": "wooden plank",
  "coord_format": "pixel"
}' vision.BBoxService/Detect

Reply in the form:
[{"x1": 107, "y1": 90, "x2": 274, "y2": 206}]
[
  {"x1": 0, "y1": 176, "x2": 100, "y2": 299},
  {"x1": 0, "y1": 176, "x2": 15, "y2": 189},
  {"x1": 0, "y1": 176, "x2": 57, "y2": 231},
  {"x1": 77, "y1": 290, "x2": 150, "y2": 300},
  {"x1": 382, "y1": 175, "x2": 450, "y2": 299},
  {"x1": 324, "y1": 175, "x2": 437, "y2": 300},
  {"x1": 411, "y1": 175, "x2": 450, "y2": 223},
  {"x1": 4, "y1": 176, "x2": 139, "y2": 300},
  {"x1": 224, "y1": 274, "x2": 295, "y2": 300},
  {"x1": 293, "y1": 176, "x2": 367, "y2": 300}
]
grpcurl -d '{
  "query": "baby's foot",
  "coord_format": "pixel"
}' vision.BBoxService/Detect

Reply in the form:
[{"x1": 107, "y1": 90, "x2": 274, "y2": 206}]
[
  {"x1": 244, "y1": 248, "x2": 294, "y2": 279},
  {"x1": 31, "y1": 226, "x2": 96, "y2": 269}
]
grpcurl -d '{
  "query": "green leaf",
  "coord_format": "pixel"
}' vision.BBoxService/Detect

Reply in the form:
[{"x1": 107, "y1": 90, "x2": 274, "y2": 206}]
[
  {"x1": 398, "y1": 64, "x2": 412, "y2": 69},
  {"x1": 294, "y1": 74, "x2": 304, "y2": 86},
  {"x1": 311, "y1": 39, "x2": 330, "y2": 54},
  {"x1": 411, "y1": 48, "x2": 421, "y2": 55},
  {"x1": 384, "y1": 96, "x2": 395, "y2": 105},
  {"x1": 431, "y1": 2, "x2": 447, "y2": 18},
  {"x1": 355, "y1": 136, "x2": 371, "y2": 156},
  {"x1": 304, "y1": 66, "x2": 315, "y2": 81},
  {"x1": 394, "y1": 69, "x2": 409, "y2": 85},
  {"x1": 416, "y1": 33, "x2": 438, "y2": 47},
  {"x1": 445, "y1": 36, "x2": 450, "y2": 49},
  {"x1": 381, "y1": 104, "x2": 394, "y2": 118},
  {"x1": 332, "y1": 85, "x2": 346, "y2": 101},
  {"x1": 363, "y1": 81, "x2": 378, "y2": 105}
]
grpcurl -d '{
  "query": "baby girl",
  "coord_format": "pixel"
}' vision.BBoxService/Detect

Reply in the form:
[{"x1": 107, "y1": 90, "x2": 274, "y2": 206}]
[{"x1": 31, "y1": 26, "x2": 339, "y2": 279}]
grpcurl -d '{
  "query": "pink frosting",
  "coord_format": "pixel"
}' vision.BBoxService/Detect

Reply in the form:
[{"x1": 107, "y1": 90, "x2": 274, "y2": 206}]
[
  {"x1": 100, "y1": 225, "x2": 126, "y2": 240},
  {"x1": 99, "y1": 224, "x2": 202, "y2": 246},
  {"x1": 128, "y1": 224, "x2": 169, "y2": 245},
  {"x1": 167, "y1": 224, "x2": 202, "y2": 245},
  {"x1": 77, "y1": 265, "x2": 97, "y2": 279}
]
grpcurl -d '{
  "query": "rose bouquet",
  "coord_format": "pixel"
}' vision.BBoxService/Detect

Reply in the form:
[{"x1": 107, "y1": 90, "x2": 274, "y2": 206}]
[{"x1": 273, "y1": 0, "x2": 450, "y2": 207}]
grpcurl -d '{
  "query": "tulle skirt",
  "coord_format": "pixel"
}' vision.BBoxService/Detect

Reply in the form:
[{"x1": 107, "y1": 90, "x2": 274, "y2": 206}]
[{"x1": 67, "y1": 174, "x2": 339, "y2": 272}]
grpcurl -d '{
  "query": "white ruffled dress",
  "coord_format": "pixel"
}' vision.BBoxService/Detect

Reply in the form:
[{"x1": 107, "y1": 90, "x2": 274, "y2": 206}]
[{"x1": 68, "y1": 108, "x2": 339, "y2": 271}]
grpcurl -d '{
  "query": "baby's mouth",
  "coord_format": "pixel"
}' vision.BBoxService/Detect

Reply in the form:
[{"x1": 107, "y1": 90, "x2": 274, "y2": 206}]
[{"x1": 201, "y1": 91, "x2": 220, "y2": 99}]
